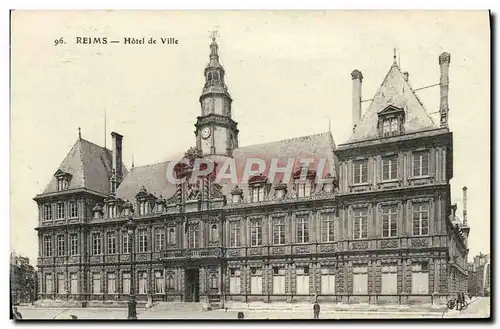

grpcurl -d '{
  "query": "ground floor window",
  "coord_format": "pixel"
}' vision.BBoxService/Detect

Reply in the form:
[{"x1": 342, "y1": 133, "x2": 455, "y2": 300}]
[
  {"x1": 57, "y1": 274, "x2": 65, "y2": 294},
  {"x1": 166, "y1": 272, "x2": 175, "y2": 291},
  {"x1": 381, "y1": 264, "x2": 398, "y2": 294},
  {"x1": 155, "y1": 271, "x2": 164, "y2": 294},
  {"x1": 45, "y1": 274, "x2": 53, "y2": 294},
  {"x1": 122, "y1": 272, "x2": 130, "y2": 294},
  {"x1": 250, "y1": 268, "x2": 263, "y2": 295},
  {"x1": 107, "y1": 273, "x2": 116, "y2": 294},
  {"x1": 229, "y1": 269, "x2": 241, "y2": 294},
  {"x1": 70, "y1": 273, "x2": 78, "y2": 294},
  {"x1": 321, "y1": 266, "x2": 335, "y2": 294},
  {"x1": 296, "y1": 266, "x2": 310, "y2": 295},
  {"x1": 92, "y1": 273, "x2": 101, "y2": 294},
  {"x1": 411, "y1": 262, "x2": 429, "y2": 294},
  {"x1": 272, "y1": 267, "x2": 286, "y2": 295},
  {"x1": 139, "y1": 272, "x2": 148, "y2": 294},
  {"x1": 353, "y1": 266, "x2": 368, "y2": 294}
]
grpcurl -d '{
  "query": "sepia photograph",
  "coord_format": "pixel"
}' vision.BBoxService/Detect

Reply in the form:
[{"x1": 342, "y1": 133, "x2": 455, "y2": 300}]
[{"x1": 9, "y1": 10, "x2": 491, "y2": 320}]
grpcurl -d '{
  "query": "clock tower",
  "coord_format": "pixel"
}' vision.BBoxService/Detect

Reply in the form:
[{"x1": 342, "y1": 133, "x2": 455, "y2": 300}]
[{"x1": 195, "y1": 33, "x2": 239, "y2": 157}]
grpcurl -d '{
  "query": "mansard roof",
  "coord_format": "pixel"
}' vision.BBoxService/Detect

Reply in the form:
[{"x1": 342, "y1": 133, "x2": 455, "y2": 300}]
[
  {"x1": 42, "y1": 138, "x2": 128, "y2": 195},
  {"x1": 348, "y1": 63, "x2": 438, "y2": 143},
  {"x1": 115, "y1": 132, "x2": 338, "y2": 202}
]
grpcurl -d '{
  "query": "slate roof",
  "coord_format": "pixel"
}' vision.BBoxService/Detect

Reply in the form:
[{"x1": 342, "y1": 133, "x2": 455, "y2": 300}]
[
  {"x1": 43, "y1": 138, "x2": 128, "y2": 195},
  {"x1": 115, "y1": 132, "x2": 338, "y2": 202},
  {"x1": 348, "y1": 62, "x2": 438, "y2": 143}
]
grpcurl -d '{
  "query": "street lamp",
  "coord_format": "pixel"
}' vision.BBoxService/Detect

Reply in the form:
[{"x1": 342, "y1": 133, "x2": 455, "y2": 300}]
[{"x1": 125, "y1": 216, "x2": 137, "y2": 320}]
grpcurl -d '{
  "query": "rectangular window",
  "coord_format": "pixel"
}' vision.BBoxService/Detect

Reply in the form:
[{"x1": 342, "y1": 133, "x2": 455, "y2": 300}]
[
  {"x1": 411, "y1": 262, "x2": 429, "y2": 294},
  {"x1": 296, "y1": 266, "x2": 310, "y2": 295},
  {"x1": 353, "y1": 160, "x2": 368, "y2": 184},
  {"x1": 92, "y1": 273, "x2": 101, "y2": 294},
  {"x1": 69, "y1": 201, "x2": 78, "y2": 218},
  {"x1": 413, "y1": 151, "x2": 430, "y2": 177},
  {"x1": 250, "y1": 268, "x2": 263, "y2": 295},
  {"x1": 230, "y1": 221, "x2": 241, "y2": 247},
  {"x1": 155, "y1": 228, "x2": 165, "y2": 252},
  {"x1": 56, "y1": 202, "x2": 64, "y2": 219},
  {"x1": 321, "y1": 267, "x2": 336, "y2": 294},
  {"x1": 382, "y1": 205, "x2": 398, "y2": 238},
  {"x1": 69, "y1": 234, "x2": 78, "y2": 256},
  {"x1": 412, "y1": 203, "x2": 430, "y2": 236},
  {"x1": 139, "y1": 272, "x2": 148, "y2": 295},
  {"x1": 123, "y1": 234, "x2": 130, "y2": 254},
  {"x1": 296, "y1": 215, "x2": 310, "y2": 244},
  {"x1": 381, "y1": 265, "x2": 398, "y2": 294},
  {"x1": 138, "y1": 229, "x2": 148, "y2": 253},
  {"x1": 154, "y1": 271, "x2": 164, "y2": 294},
  {"x1": 122, "y1": 272, "x2": 130, "y2": 294},
  {"x1": 321, "y1": 212, "x2": 335, "y2": 242},
  {"x1": 57, "y1": 178, "x2": 64, "y2": 191},
  {"x1": 167, "y1": 227, "x2": 176, "y2": 245},
  {"x1": 57, "y1": 274, "x2": 65, "y2": 294},
  {"x1": 353, "y1": 266, "x2": 368, "y2": 294},
  {"x1": 107, "y1": 232, "x2": 116, "y2": 254},
  {"x1": 70, "y1": 273, "x2": 78, "y2": 294},
  {"x1": 45, "y1": 274, "x2": 53, "y2": 294},
  {"x1": 92, "y1": 233, "x2": 101, "y2": 255},
  {"x1": 251, "y1": 186, "x2": 265, "y2": 202},
  {"x1": 273, "y1": 217, "x2": 286, "y2": 245},
  {"x1": 107, "y1": 273, "x2": 116, "y2": 294},
  {"x1": 107, "y1": 205, "x2": 116, "y2": 218},
  {"x1": 209, "y1": 224, "x2": 219, "y2": 243},
  {"x1": 297, "y1": 182, "x2": 312, "y2": 198},
  {"x1": 383, "y1": 118, "x2": 399, "y2": 137},
  {"x1": 139, "y1": 201, "x2": 149, "y2": 216},
  {"x1": 189, "y1": 225, "x2": 200, "y2": 249},
  {"x1": 353, "y1": 208, "x2": 368, "y2": 239},
  {"x1": 56, "y1": 235, "x2": 65, "y2": 256},
  {"x1": 382, "y1": 155, "x2": 398, "y2": 180},
  {"x1": 250, "y1": 219, "x2": 263, "y2": 246},
  {"x1": 229, "y1": 269, "x2": 241, "y2": 294},
  {"x1": 272, "y1": 267, "x2": 286, "y2": 295},
  {"x1": 44, "y1": 236, "x2": 53, "y2": 257},
  {"x1": 43, "y1": 204, "x2": 52, "y2": 221}
]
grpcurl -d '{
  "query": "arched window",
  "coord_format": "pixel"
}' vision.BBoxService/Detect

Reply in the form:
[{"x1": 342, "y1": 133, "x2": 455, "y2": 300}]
[
  {"x1": 168, "y1": 228, "x2": 176, "y2": 244},
  {"x1": 207, "y1": 72, "x2": 213, "y2": 81},
  {"x1": 211, "y1": 224, "x2": 219, "y2": 242}
]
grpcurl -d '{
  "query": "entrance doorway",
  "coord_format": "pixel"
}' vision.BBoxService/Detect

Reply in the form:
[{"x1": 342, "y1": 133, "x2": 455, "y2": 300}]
[{"x1": 185, "y1": 269, "x2": 200, "y2": 302}]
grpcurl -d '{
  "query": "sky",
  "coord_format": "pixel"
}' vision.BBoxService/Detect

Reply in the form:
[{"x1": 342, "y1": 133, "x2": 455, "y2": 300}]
[{"x1": 10, "y1": 10, "x2": 490, "y2": 263}]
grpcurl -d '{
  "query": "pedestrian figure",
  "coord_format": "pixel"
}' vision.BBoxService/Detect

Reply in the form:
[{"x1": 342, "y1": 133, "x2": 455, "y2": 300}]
[
  {"x1": 313, "y1": 301, "x2": 320, "y2": 319},
  {"x1": 70, "y1": 315, "x2": 78, "y2": 320},
  {"x1": 12, "y1": 307, "x2": 22, "y2": 320},
  {"x1": 237, "y1": 312, "x2": 244, "y2": 320}
]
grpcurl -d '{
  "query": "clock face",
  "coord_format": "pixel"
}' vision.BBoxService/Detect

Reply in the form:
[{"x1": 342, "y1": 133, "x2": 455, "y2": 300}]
[{"x1": 201, "y1": 127, "x2": 211, "y2": 139}]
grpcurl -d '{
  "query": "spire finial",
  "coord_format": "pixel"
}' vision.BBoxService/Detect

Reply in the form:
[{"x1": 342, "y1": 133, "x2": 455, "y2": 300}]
[
  {"x1": 210, "y1": 26, "x2": 220, "y2": 42},
  {"x1": 78, "y1": 127, "x2": 81, "y2": 140},
  {"x1": 104, "y1": 109, "x2": 107, "y2": 149},
  {"x1": 328, "y1": 117, "x2": 331, "y2": 133},
  {"x1": 393, "y1": 48, "x2": 397, "y2": 65},
  {"x1": 132, "y1": 155, "x2": 135, "y2": 169}
]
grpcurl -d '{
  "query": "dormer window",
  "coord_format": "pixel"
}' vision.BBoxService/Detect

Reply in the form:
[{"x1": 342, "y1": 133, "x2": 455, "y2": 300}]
[
  {"x1": 54, "y1": 170, "x2": 72, "y2": 191},
  {"x1": 377, "y1": 105, "x2": 405, "y2": 138},
  {"x1": 297, "y1": 181, "x2": 312, "y2": 198},
  {"x1": 108, "y1": 205, "x2": 117, "y2": 218},
  {"x1": 382, "y1": 118, "x2": 399, "y2": 137},
  {"x1": 248, "y1": 175, "x2": 269, "y2": 203},
  {"x1": 139, "y1": 201, "x2": 149, "y2": 216}
]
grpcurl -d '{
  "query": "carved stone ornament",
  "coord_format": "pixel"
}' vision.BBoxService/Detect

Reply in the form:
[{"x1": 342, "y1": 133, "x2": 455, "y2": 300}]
[
  {"x1": 352, "y1": 241, "x2": 369, "y2": 250},
  {"x1": 272, "y1": 247, "x2": 286, "y2": 255},
  {"x1": 411, "y1": 238, "x2": 429, "y2": 248},
  {"x1": 320, "y1": 244, "x2": 336, "y2": 253},
  {"x1": 295, "y1": 245, "x2": 310, "y2": 254},
  {"x1": 186, "y1": 180, "x2": 201, "y2": 201},
  {"x1": 211, "y1": 182, "x2": 224, "y2": 199},
  {"x1": 249, "y1": 248, "x2": 262, "y2": 256},
  {"x1": 381, "y1": 240, "x2": 398, "y2": 249},
  {"x1": 230, "y1": 185, "x2": 243, "y2": 195}
]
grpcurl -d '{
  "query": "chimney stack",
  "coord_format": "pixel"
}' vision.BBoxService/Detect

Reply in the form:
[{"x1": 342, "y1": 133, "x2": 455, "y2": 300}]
[
  {"x1": 463, "y1": 186, "x2": 468, "y2": 225},
  {"x1": 439, "y1": 52, "x2": 451, "y2": 128},
  {"x1": 403, "y1": 72, "x2": 409, "y2": 82},
  {"x1": 111, "y1": 132, "x2": 124, "y2": 186},
  {"x1": 351, "y1": 69, "x2": 363, "y2": 132}
]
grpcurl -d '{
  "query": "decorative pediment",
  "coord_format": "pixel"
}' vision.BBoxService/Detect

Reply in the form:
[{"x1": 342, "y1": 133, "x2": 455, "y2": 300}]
[
  {"x1": 273, "y1": 180, "x2": 288, "y2": 190},
  {"x1": 104, "y1": 194, "x2": 123, "y2": 204},
  {"x1": 135, "y1": 186, "x2": 156, "y2": 201},
  {"x1": 378, "y1": 105, "x2": 404, "y2": 117},
  {"x1": 54, "y1": 169, "x2": 72, "y2": 178},
  {"x1": 92, "y1": 203, "x2": 104, "y2": 214},
  {"x1": 248, "y1": 174, "x2": 268, "y2": 185},
  {"x1": 292, "y1": 168, "x2": 316, "y2": 180},
  {"x1": 230, "y1": 185, "x2": 243, "y2": 195}
]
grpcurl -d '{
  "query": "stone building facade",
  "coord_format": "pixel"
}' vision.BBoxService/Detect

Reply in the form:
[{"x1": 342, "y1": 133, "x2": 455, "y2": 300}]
[{"x1": 35, "y1": 38, "x2": 468, "y2": 306}]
